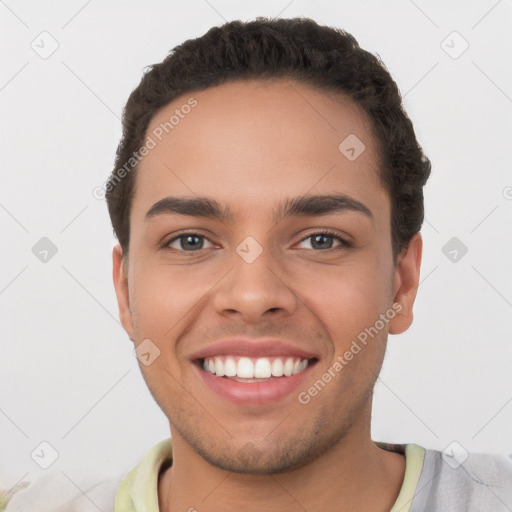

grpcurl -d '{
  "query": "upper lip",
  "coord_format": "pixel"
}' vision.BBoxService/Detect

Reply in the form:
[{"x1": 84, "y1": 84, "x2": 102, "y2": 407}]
[{"x1": 189, "y1": 338, "x2": 318, "y2": 361}]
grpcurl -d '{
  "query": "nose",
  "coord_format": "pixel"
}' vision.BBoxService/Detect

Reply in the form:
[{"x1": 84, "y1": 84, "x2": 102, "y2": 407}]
[{"x1": 212, "y1": 244, "x2": 298, "y2": 324}]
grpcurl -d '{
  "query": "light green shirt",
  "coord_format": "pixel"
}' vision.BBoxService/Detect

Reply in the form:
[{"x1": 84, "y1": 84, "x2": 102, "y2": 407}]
[
  {"x1": 4, "y1": 438, "x2": 511, "y2": 511},
  {"x1": 114, "y1": 439, "x2": 426, "y2": 512}
]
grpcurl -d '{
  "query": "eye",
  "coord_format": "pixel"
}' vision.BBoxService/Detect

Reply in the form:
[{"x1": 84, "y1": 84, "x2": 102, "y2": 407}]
[
  {"x1": 164, "y1": 232, "x2": 215, "y2": 252},
  {"x1": 296, "y1": 231, "x2": 352, "y2": 251},
  {"x1": 162, "y1": 230, "x2": 352, "y2": 253}
]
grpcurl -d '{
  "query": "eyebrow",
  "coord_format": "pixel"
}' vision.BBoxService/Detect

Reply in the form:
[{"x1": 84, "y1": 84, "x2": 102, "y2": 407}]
[{"x1": 145, "y1": 193, "x2": 373, "y2": 224}]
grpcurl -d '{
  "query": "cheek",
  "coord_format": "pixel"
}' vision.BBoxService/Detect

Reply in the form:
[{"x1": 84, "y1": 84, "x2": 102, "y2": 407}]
[
  {"x1": 308, "y1": 261, "x2": 391, "y2": 350},
  {"x1": 130, "y1": 263, "x2": 214, "y2": 341},
  {"x1": 128, "y1": 267, "x2": 199, "y2": 402}
]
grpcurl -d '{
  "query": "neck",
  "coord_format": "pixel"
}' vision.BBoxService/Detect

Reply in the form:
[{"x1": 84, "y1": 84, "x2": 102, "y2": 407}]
[{"x1": 158, "y1": 420, "x2": 406, "y2": 512}]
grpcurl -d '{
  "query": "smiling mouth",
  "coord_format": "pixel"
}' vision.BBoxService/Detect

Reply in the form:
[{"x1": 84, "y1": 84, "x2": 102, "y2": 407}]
[{"x1": 196, "y1": 355, "x2": 319, "y2": 382}]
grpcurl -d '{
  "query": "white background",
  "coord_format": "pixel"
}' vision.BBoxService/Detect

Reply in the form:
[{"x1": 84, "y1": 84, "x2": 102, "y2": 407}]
[{"x1": 1, "y1": 0, "x2": 511, "y2": 494}]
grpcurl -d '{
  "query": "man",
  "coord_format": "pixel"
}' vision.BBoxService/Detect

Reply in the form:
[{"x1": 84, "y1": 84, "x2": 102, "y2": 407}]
[{"x1": 4, "y1": 15, "x2": 511, "y2": 512}]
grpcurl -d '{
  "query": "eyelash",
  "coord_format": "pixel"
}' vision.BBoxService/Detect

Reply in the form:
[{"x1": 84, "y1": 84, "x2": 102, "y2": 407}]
[{"x1": 162, "y1": 229, "x2": 353, "y2": 253}]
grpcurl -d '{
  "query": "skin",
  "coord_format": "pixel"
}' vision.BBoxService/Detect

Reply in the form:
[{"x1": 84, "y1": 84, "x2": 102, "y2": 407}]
[{"x1": 112, "y1": 79, "x2": 422, "y2": 512}]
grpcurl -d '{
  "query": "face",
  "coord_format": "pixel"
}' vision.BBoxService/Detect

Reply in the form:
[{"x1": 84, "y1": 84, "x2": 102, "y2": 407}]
[{"x1": 113, "y1": 79, "x2": 421, "y2": 474}]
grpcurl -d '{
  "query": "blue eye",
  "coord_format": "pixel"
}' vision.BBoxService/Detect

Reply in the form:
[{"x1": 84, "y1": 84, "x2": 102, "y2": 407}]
[
  {"x1": 297, "y1": 231, "x2": 352, "y2": 250},
  {"x1": 165, "y1": 233, "x2": 214, "y2": 251}
]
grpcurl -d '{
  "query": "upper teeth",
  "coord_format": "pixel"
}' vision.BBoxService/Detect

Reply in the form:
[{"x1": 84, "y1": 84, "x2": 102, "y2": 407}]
[{"x1": 202, "y1": 356, "x2": 309, "y2": 379}]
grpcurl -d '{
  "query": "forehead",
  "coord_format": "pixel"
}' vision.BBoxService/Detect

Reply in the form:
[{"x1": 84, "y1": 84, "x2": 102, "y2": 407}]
[{"x1": 130, "y1": 79, "x2": 389, "y2": 225}]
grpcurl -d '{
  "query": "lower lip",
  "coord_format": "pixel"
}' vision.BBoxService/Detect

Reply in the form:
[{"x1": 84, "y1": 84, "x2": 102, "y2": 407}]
[{"x1": 194, "y1": 361, "x2": 316, "y2": 405}]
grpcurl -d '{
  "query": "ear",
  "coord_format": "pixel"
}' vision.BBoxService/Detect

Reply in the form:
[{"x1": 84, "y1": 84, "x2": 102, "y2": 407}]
[
  {"x1": 388, "y1": 233, "x2": 423, "y2": 335},
  {"x1": 112, "y1": 244, "x2": 135, "y2": 341}
]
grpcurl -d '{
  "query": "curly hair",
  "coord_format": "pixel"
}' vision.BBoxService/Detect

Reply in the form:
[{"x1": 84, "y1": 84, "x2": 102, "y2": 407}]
[{"x1": 105, "y1": 16, "x2": 431, "y2": 262}]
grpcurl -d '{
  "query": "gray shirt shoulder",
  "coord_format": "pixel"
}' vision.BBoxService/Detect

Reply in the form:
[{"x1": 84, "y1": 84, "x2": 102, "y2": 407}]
[{"x1": 410, "y1": 449, "x2": 512, "y2": 512}]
